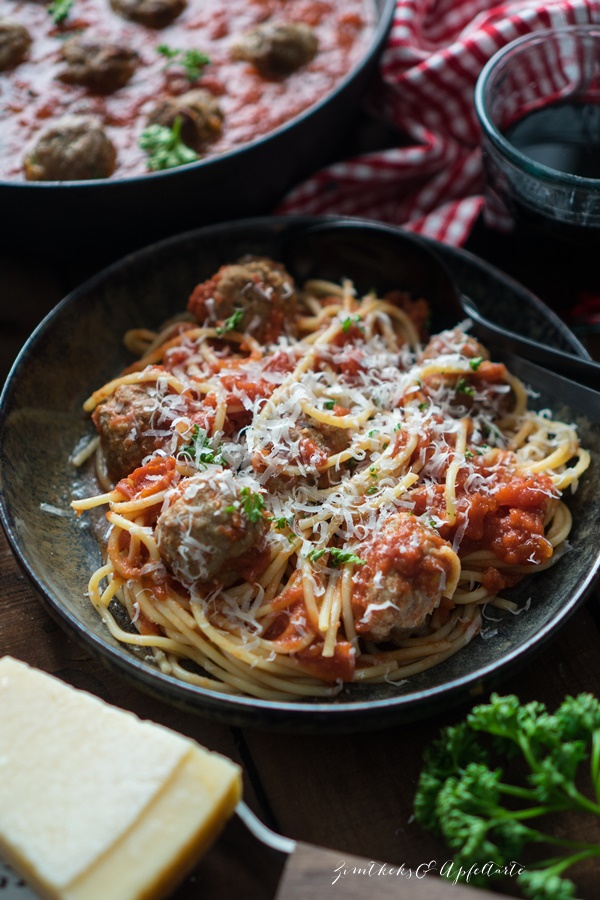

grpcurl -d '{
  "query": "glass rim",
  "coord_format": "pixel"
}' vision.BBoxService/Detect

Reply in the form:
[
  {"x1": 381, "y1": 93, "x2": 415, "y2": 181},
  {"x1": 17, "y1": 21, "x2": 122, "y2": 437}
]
[{"x1": 474, "y1": 24, "x2": 600, "y2": 190}]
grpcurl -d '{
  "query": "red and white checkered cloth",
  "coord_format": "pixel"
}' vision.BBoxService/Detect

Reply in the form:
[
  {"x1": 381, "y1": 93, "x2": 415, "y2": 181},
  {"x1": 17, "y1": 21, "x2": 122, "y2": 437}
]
[{"x1": 277, "y1": 0, "x2": 600, "y2": 246}]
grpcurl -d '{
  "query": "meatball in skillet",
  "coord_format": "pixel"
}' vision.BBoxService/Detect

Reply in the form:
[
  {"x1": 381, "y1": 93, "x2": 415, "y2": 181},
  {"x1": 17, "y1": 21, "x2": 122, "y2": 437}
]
[
  {"x1": 59, "y1": 37, "x2": 138, "y2": 93},
  {"x1": 188, "y1": 256, "x2": 297, "y2": 343},
  {"x1": 23, "y1": 116, "x2": 116, "y2": 181},
  {"x1": 110, "y1": 0, "x2": 185, "y2": 29},
  {"x1": 231, "y1": 21, "x2": 318, "y2": 77},
  {"x1": 156, "y1": 470, "x2": 269, "y2": 586},
  {"x1": 92, "y1": 384, "x2": 165, "y2": 482},
  {"x1": 419, "y1": 329, "x2": 489, "y2": 363},
  {"x1": 351, "y1": 512, "x2": 460, "y2": 641},
  {"x1": 147, "y1": 89, "x2": 223, "y2": 152},
  {"x1": 0, "y1": 19, "x2": 31, "y2": 71}
]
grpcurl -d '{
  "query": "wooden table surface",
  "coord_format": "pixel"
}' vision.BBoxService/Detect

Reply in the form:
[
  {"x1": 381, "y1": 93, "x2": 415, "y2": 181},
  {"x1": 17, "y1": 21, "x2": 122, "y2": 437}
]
[{"x1": 1, "y1": 223, "x2": 599, "y2": 900}]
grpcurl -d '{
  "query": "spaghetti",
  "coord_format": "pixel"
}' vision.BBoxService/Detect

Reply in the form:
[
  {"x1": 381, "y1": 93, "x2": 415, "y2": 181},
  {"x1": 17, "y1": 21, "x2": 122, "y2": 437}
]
[{"x1": 72, "y1": 257, "x2": 590, "y2": 700}]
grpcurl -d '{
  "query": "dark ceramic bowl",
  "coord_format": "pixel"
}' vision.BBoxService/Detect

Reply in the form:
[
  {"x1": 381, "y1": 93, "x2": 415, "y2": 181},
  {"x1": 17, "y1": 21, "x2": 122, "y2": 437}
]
[
  {"x1": 1, "y1": 0, "x2": 395, "y2": 256},
  {"x1": 1, "y1": 215, "x2": 599, "y2": 732}
]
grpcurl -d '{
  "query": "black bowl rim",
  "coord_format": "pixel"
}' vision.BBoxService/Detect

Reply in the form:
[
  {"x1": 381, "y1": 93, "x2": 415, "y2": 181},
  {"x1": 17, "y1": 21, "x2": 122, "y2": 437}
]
[
  {"x1": 0, "y1": 0, "x2": 396, "y2": 192},
  {"x1": 1, "y1": 214, "x2": 598, "y2": 731}
]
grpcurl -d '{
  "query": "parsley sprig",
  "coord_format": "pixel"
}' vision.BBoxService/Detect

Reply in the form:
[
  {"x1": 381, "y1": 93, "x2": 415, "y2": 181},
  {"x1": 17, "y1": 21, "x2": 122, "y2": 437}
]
[
  {"x1": 415, "y1": 693, "x2": 600, "y2": 900},
  {"x1": 156, "y1": 44, "x2": 210, "y2": 81},
  {"x1": 179, "y1": 425, "x2": 222, "y2": 467},
  {"x1": 225, "y1": 487, "x2": 266, "y2": 523},
  {"x1": 341, "y1": 314, "x2": 363, "y2": 334},
  {"x1": 456, "y1": 377, "x2": 475, "y2": 398},
  {"x1": 215, "y1": 309, "x2": 244, "y2": 336},
  {"x1": 48, "y1": 0, "x2": 74, "y2": 24},
  {"x1": 308, "y1": 547, "x2": 366, "y2": 567},
  {"x1": 139, "y1": 116, "x2": 199, "y2": 171}
]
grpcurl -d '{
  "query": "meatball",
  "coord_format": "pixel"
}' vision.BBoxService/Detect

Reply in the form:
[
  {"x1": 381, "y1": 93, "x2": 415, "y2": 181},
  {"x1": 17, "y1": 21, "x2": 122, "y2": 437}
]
[
  {"x1": 92, "y1": 384, "x2": 166, "y2": 481},
  {"x1": 59, "y1": 37, "x2": 138, "y2": 93},
  {"x1": 109, "y1": 0, "x2": 185, "y2": 28},
  {"x1": 419, "y1": 329, "x2": 489, "y2": 362},
  {"x1": 188, "y1": 256, "x2": 297, "y2": 343},
  {"x1": 156, "y1": 471, "x2": 269, "y2": 586},
  {"x1": 148, "y1": 89, "x2": 223, "y2": 152},
  {"x1": 0, "y1": 19, "x2": 31, "y2": 71},
  {"x1": 351, "y1": 512, "x2": 460, "y2": 641},
  {"x1": 23, "y1": 116, "x2": 116, "y2": 182},
  {"x1": 231, "y1": 21, "x2": 318, "y2": 77}
]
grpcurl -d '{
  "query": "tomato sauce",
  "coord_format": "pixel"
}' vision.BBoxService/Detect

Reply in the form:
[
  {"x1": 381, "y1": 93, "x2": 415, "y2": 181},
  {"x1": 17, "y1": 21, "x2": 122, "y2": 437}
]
[
  {"x1": 410, "y1": 455, "x2": 556, "y2": 568},
  {"x1": 1, "y1": 0, "x2": 374, "y2": 180}
]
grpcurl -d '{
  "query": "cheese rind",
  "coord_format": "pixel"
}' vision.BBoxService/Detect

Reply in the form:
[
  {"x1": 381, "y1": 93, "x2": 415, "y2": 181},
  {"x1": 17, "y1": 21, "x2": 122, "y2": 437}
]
[{"x1": 0, "y1": 657, "x2": 242, "y2": 900}]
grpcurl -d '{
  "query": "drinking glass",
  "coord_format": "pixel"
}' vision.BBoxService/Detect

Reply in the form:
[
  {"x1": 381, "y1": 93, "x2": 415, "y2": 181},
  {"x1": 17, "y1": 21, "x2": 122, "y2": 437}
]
[{"x1": 474, "y1": 26, "x2": 600, "y2": 248}]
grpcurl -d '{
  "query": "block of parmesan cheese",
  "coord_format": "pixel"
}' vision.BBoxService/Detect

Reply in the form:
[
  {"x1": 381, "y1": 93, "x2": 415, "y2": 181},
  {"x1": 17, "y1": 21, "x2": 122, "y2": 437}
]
[{"x1": 0, "y1": 657, "x2": 242, "y2": 900}]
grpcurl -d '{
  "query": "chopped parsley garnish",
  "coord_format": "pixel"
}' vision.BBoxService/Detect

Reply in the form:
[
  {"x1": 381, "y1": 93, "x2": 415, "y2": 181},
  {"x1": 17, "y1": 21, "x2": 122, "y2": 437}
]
[
  {"x1": 366, "y1": 486, "x2": 378, "y2": 495},
  {"x1": 270, "y1": 516, "x2": 291, "y2": 530},
  {"x1": 180, "y1": 425, "x2": 222, "y2": 466},
  {"x1": 323, "y1": 400, "x2": 336, "y2": 410},
  {"x1": 156, "y1": 44, "x2": 210, "y2": 81},
  {"x1": 308, "y1": 547, "x2": 366, "y2": 567},
  {"x1": 368, "y1": 429, "x2": 379, "y2": 437},
  {"x1": 456, "y1": 378, "x2": 475, "y2": 398},
  {"x1": 215, "y1": 309, "x2": 244, "y2": 336},
  {"x1": 469, "y1": 356, "x2": 484, "y2": 371},
  {"x1": 464, "y1": 449, "x2": 474, "y2": 459},
  {"x1": 418, "y1": 402, "x2": 428, "y2": 411},
  {"x1": 330, "y1": 548, "x2": 366, "y2": 567},
  {"x1": 341, "y1": 314, "x2": 362, "y2": 334},
  {"x1": 369, "y1": 466, "x2": 377, "y2": 479},
  {"x1": 139, "y1": 117, "x2": 199, "y2": 172},
  {"x1": 239, "y1": 487, "x2": 265, "y2": 523},
  {"x1": 48, "y1": 0, "x2": 74, "y2": 23},
  {"x1": 393, "y1": 422, "x2": 402, "y2": 432},
  {"x1": 308, "y1": 547, "x2": 327, "y2": 562}
]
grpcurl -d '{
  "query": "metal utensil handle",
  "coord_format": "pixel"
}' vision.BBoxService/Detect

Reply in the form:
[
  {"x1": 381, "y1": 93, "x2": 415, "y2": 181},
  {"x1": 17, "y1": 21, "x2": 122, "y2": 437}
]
[
  {"x1": 462, "y1": 295, "x2": 600, "y2": 389},
  {"x1": 236, "y1": 801, "x2": 297, "y2": 855}
]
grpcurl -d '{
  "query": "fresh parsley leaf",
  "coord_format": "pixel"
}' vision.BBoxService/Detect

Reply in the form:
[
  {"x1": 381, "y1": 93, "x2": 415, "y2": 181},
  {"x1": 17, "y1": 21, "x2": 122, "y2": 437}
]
[
  {"x1": 182, "y1": 48, "x2": 210, "y2": 81},
  {"x1": 323, "y1": 400, "x2": 335, "y2": 410},
  {"x1": 308, "y1": 548, "x2": 327, "y2": 562},
  {"x1": 456, "y1": 377, "x2": 475, "y2": 398},
  {"x1": 464, "y1": 449, "x2": 474, "y2": 459},
  {"x1": 216, "y1": 309, "x2": 244, "y2": 336},
  {"x1": 415, "y1": 693, "x2": 600, "y2": 899},
  {"x1": 156, "y1": 43, "x2": 180, "y2": 61},
  {"x1": 48, "y1": 0, "x2": 74, "y2": 23},
  {"x1": 270, "y1": 516, "x2": 290, "y2": 530},
  {"x1": 180, "y1": 425, "x2": 222, "y2": 466},
  {"x1": 239, "y1": 486, "x2": 265, "y2": 523},
  {"x1": 308, "y1": 547, "x2": 366, "y2": 566},
  {"x1": 341, "y1": 314, "x2": 362, "y2": 334},
  {"x1": 469, "y1": 356, "x2": 484, "y2": 371},
  {"x1": 156, "y1": 44, "x2": 210, "y2": 81},
  {"x1": 139, "y1": 116, "x2": 199, "y2": 172},
  {"x1": 330, "y1": 548, "x2": 366, "y2": 567}
]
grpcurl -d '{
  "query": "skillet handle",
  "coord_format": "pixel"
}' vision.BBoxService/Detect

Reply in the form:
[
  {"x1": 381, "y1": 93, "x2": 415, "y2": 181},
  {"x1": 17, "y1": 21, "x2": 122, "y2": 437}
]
[
  {"x1": 462, "y1": 297, "x2": 600, "y2": 390},
  {"x1": 275, "y1": 842, "x2": 509, "y2": 899}
]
